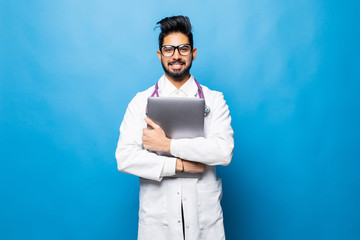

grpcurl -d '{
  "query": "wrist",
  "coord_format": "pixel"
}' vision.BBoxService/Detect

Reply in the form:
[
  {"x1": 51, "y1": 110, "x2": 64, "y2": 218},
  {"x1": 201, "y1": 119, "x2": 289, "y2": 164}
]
[
  {"x1": 176, "y1": 158, "x2": 183, "y2": 172},
  {"x1": 164, "y1": 138, "x2": 171, "y2": 152}
]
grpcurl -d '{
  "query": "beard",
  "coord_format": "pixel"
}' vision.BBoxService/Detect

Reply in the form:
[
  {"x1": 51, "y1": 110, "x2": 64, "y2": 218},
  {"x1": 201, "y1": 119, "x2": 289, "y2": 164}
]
[{"x1": 161, "y1": 58, "x2": 193, "y2": 81}]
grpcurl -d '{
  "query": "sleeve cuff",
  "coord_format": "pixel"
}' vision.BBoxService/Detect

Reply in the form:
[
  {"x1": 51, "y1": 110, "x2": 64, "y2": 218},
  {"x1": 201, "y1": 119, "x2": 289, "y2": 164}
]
[
  {"x1": 170, "y1": 139, "x2": 182, "y2": 158},
  {"x1": 160, "y1": 157, "x2": 177, "y2": 177}
]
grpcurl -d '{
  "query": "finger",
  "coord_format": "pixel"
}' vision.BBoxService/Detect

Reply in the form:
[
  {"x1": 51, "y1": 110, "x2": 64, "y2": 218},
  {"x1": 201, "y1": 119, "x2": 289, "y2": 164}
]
[
  {"x1": 143, "y1": 128, "x2": 151, "y2": 138},
  {"x1": 144, "y1": 117, "x2": 160, "y2": 130}
]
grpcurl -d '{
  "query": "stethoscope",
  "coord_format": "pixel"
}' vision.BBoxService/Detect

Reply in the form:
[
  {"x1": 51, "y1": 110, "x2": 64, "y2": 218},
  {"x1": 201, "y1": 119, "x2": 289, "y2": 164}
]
[{"x1": 148, "y1": 78, "x2": 210, "y2": 116}]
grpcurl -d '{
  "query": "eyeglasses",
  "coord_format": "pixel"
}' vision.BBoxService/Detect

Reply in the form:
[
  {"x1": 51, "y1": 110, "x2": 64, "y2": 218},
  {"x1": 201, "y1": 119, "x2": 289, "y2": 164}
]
[{"x1": 160, "y1": 44, "x2": 193, "y2": 57}]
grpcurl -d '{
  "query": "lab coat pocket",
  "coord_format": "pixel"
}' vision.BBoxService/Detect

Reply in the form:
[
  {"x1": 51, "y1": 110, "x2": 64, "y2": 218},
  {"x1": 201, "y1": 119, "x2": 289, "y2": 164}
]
[
  {"x1": 139, "y1": 178, "x2": 167, "y2": 226},
  {"x1": 196, "y1": 179, "x2": 223, "y2": 230}
]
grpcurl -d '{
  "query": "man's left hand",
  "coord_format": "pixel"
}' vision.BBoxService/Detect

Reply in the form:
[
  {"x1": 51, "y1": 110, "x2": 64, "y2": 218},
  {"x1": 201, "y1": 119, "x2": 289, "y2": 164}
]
[{"x1": 143, "y1": 117, "x2": 171, "y2": 152}]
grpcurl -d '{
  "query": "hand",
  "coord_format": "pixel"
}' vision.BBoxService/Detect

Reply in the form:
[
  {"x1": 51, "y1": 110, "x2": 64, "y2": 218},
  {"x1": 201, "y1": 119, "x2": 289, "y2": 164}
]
[
  {"x1": 176, "y1": 158, "x2": 206, "y2": 173},
  {"x1": 142, "y1": 117, "x2": 171, "y2": 152}
]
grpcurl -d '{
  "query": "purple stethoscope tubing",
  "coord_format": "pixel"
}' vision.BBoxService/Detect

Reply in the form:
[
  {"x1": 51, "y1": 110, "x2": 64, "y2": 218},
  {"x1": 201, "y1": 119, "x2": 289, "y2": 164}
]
[
  {"x1": 151, "y1": 78, "x2": 203, "y2": 98},
  {"x1": 147, "y1": 79, "x2": 210, "y2": 116}
]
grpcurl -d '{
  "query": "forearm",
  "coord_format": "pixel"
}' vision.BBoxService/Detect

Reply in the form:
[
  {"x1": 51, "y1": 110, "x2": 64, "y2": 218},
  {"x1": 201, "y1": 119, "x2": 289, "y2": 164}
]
[
  {"x1": 170, "y1": 135, "x2": 234, "y2": 166},
  {"x1": 116, "y1": 140, "x2": 177, "y2": 181}
]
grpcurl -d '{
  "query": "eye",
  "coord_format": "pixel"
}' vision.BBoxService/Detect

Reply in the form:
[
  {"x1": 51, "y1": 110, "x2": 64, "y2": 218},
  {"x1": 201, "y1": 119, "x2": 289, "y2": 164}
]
[
  {"x1": 179, "y1": 46, "x2": 190, "y2": 52},
  {"x1": 162, "y1": 46, "x2": 174, "y2": 53}
]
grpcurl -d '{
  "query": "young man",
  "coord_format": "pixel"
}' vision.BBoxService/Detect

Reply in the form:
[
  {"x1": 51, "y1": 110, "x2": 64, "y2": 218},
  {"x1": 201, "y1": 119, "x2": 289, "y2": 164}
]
[{"x1": 115, "y1": 16, "x2": 234, "y2": 240}]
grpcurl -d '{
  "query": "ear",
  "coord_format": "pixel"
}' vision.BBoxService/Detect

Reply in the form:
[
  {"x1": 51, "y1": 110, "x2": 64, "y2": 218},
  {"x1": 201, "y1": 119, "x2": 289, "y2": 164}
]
[
  {"x1": 157, "y1": 50, "x2": 162, "y2": 62},
  {"x1": 192, "y1": 47, "x2": 197, "y2": 61}
]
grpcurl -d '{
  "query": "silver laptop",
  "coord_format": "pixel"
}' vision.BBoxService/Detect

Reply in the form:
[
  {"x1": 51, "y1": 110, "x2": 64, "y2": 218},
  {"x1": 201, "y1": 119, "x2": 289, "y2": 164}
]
[
  {"x1": 147, "y1": 97, "x2": 205, "y2": 177},
  {"x1": 147, "y1": 97, "x2": 205, "y2": 139}
]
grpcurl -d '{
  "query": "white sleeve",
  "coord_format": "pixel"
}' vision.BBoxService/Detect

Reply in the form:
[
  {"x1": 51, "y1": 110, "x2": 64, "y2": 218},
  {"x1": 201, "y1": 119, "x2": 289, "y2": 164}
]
[
  {"x1": 115, "y1": 93, "x2": 177, "y2": 181},
  {"x1": 170, "y1": 92, "x2": 234, "y2": 166},
  {"x1": 161, "y1": 158, "x2": 177, "y2": 177}
]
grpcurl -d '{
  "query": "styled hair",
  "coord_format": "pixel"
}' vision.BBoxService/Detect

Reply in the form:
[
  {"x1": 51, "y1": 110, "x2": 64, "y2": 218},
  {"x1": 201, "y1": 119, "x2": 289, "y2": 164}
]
[{"x1": 156, "y1": 16, "x2": 193, "y2": 49}]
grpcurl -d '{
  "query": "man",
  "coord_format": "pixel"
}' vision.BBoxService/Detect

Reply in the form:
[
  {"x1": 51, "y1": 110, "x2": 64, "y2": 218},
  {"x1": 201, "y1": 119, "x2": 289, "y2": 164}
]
[{"x1": 115, "y1": 16, "x2": 234, "y2": 240}]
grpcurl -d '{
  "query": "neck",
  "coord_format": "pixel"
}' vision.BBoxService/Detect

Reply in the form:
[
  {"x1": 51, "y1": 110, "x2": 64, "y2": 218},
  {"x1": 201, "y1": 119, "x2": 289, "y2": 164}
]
[{"x1": 165, "y1": 73, "x2": 191, "y2": 89}]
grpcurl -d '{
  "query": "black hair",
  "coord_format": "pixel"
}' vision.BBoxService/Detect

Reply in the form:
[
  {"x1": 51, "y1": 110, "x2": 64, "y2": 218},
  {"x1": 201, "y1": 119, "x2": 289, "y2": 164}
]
[{"x1": 156, "y1": 16, "x2": 193, "y2": 49}]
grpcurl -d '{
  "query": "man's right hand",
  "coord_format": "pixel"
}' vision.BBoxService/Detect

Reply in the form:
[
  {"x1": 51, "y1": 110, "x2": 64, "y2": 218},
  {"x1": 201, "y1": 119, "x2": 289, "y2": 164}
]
[{"x1": 176, "y1": 158, "x2": 206, "y2": 173}]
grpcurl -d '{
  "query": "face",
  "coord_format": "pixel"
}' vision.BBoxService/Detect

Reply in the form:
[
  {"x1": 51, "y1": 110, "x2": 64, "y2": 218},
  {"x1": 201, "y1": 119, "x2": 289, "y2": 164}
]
[{"x1": 157, "y1": 32, "x2": 197, "y2": 82}]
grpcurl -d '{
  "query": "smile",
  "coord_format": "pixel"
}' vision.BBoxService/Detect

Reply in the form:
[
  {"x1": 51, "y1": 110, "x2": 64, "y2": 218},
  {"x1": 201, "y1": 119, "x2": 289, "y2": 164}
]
[
  {"x1": 169, "y1": 60, "x2": 185, "y2": 70},
  {"x1": 170, "y1": 63, "x2": 183, "y2": 70}
]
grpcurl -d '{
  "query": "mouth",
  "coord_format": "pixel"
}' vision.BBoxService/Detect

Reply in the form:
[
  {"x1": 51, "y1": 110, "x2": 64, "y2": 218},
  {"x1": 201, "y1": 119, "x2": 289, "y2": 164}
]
[{"x1": 169, "y1": 61, "x2": 185, "y2": 70}]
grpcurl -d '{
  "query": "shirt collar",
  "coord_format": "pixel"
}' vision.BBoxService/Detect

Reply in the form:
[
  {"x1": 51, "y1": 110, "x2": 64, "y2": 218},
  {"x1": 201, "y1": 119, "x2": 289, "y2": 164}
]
[{"x1": 157, "y1": 74, "x2": 198, "y2": 97}]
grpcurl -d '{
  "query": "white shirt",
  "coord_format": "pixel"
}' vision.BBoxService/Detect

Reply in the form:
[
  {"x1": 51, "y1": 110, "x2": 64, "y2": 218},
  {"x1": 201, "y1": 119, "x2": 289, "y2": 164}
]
[{"x1": 115, "y1": 75, "x2": 234, "y2": 240}]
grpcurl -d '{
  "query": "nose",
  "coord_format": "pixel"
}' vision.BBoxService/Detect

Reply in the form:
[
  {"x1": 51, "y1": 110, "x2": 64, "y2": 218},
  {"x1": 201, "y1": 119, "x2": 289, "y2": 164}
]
[{"x1": 172, "y1": 48, "x2": 181, "y2": 59}]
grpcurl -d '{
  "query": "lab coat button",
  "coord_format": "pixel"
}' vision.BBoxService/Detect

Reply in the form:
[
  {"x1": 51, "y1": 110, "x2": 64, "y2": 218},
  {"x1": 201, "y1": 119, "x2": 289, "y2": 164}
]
[
  {"x1": 177, "y1": 192, "x2": 180, "y2": 195},
  {"x1": 178, "y1": 220, "x2": 181, "y2": 223},
  {"x1": 186, "y1": 226, "x2": 189, "y2": 229}
]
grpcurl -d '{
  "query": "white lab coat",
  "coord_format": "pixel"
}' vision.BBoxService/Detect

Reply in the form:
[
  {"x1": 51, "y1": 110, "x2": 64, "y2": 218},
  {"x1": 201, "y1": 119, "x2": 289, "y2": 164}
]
[{"x1": 115, "y1": 75, "x2": 234, "y2": 240}]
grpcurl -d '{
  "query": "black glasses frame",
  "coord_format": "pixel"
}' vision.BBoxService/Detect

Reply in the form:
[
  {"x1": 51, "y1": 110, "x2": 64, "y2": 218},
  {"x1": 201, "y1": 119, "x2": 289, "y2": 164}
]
[{"x1": 160, "y1": 44, "x2": 193, "y2": 57}]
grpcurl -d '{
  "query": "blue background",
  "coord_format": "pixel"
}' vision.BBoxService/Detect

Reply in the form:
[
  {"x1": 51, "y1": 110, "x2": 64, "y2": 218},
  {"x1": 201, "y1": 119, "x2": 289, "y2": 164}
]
[{"x1": 1, "y1": 0, "x2": 359, "y2": 239}]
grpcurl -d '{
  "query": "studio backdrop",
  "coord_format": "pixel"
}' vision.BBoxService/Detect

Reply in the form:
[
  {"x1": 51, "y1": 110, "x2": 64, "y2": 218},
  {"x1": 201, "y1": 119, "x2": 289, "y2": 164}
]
[{"x1": 0, "y1": 0, "x2": 359, "y2": 239}]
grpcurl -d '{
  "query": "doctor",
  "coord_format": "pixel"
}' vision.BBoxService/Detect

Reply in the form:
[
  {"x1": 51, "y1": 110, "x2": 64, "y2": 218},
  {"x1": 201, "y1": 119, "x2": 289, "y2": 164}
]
[{"x1": 115, "y1": 15, "x2": 234, "y2": 240}]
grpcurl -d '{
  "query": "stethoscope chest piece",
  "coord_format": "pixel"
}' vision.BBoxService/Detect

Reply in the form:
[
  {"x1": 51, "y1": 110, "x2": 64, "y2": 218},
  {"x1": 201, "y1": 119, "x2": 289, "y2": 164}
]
[{"x1": 204, "y1": 105, "x2": 210, "y2": 117}]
